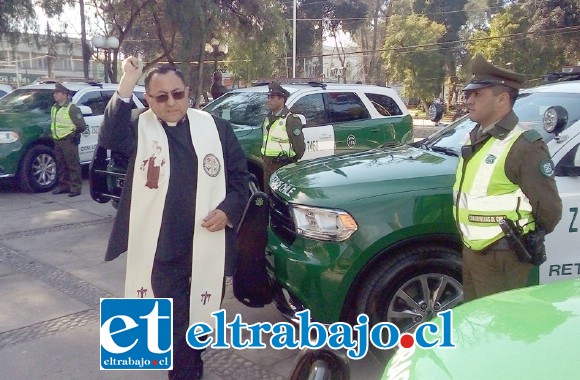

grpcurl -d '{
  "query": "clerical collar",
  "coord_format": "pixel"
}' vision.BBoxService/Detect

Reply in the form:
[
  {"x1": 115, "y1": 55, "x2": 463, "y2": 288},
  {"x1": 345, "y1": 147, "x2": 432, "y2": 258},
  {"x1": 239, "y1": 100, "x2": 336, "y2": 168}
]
[{"x1": 159, "y1": 115, "x2": 188, "y2": 127}]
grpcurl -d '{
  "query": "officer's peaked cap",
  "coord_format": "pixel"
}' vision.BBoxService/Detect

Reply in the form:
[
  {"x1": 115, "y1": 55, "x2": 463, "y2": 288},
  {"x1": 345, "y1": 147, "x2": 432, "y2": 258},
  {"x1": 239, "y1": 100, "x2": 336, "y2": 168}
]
[
  {"x1": 268, "y1": 82, "x2": 290, "y2": 99},
  {"x1": 53, "y1": 82, "x2": 70, "y2": 94},
  {"x1": 463, "y1": 54, "x2": 526, "y2": 91}
]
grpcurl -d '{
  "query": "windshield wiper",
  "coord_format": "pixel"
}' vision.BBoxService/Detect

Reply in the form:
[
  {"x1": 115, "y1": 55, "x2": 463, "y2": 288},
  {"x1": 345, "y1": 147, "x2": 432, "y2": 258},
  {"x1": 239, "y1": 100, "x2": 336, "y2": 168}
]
[{"x1": 429, "y1": 145, "x2": 458, "y2": 157}]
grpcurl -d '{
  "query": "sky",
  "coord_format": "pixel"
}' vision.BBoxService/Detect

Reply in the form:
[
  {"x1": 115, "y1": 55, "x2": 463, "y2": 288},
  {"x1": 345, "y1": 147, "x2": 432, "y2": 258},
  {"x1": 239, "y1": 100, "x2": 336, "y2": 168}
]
[{"x1": 37, "y1": 4, "x2": 82, "y2": 37}]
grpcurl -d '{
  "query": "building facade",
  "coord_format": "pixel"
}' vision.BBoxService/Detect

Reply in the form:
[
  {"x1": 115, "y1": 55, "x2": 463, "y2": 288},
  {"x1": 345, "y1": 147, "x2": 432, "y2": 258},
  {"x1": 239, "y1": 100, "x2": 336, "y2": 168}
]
[{"x1": 0, "y1": 35, "x2": 105, "y2": 88}]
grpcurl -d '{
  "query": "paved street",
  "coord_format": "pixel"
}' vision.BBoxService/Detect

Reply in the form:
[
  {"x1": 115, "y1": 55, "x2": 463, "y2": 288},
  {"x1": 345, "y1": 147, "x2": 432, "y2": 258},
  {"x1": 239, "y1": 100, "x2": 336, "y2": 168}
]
[
  {"x1": 0, "y1": 179, "x2": 386, "y2": 380},
  {"x1": 413, "y1": 118, "x2": 442, "y2": 140}
]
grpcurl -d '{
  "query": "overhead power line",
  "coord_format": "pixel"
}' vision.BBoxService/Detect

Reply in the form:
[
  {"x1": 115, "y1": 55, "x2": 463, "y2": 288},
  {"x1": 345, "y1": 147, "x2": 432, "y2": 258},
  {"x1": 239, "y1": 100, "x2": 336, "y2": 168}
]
[
  {"x1": 281, "y1": 3, "x2": 511, "y2": 20},
  {"x1": 305, "y1": 24, "x2": 580, "y2": 59}
]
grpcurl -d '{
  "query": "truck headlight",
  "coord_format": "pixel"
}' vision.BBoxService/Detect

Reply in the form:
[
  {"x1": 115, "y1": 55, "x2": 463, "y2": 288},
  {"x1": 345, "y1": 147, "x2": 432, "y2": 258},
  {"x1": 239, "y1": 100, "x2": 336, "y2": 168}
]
[
  {"x1": 0, "y1": 131, "x2": 19, "y2": 144},
  {"x1": 291, "y1": 205, "x2": 358, "y2": 242}
]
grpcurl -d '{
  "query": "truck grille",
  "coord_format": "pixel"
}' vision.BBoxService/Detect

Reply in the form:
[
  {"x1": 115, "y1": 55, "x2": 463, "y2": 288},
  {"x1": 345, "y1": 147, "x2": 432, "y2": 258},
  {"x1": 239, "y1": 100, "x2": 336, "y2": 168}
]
[{"x1": 270, "y1": 194, "x2": 297, "y2": 244}]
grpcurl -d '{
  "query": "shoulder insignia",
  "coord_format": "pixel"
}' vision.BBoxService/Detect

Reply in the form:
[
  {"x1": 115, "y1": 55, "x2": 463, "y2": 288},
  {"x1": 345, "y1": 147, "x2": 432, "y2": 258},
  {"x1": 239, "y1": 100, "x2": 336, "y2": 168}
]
[
  {"x1": 523, "y1": 129, "x2": 542, "y2": 143},
  {"x1": 540, "y1": 159, "x2": 555, "y2": 177},
  {"x1": 293, "y1": 127, "x2": 302, "y2": 136}
]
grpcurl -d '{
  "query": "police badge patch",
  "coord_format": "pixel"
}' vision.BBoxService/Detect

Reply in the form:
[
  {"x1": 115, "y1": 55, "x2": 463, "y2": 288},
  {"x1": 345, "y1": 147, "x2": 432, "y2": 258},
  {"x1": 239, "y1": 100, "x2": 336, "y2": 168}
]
[
  {"x1": 540, "y1": 159, "x2": 555, "y2": 177},
  {"x1": 203, "y1": 153, "x2": 221, "y2": 177},
  {"x1": 293, "y1": 128, "x2": 302, "y2": 136},
  {"x1": 347, "y1": 134, "x2": 356, "y2": 148},
  {"x1": 485, "y1": 154, "x2": 497, "y2": 164}
]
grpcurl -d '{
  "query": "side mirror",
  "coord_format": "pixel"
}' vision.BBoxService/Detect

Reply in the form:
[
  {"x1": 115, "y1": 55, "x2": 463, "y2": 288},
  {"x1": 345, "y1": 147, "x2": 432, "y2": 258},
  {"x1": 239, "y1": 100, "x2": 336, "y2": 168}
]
[
  {"x1": 556, "y1": 144, "x2": 580, "y2": 177},
  {"x1": 78, "y1": 105, "x2": 93, "y2": 116}
]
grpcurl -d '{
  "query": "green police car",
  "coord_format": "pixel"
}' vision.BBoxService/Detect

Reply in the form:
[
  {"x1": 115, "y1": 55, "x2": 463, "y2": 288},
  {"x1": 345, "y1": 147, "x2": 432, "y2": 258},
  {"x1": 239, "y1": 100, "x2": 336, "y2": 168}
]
[
  {"x1": 382, "y1": 278, "x2": 580, "y2": 380},
  {"x1": 0, "y1": 81, "x2": 146, "y2": 192},
  {"x1": 267, "y1": 78, "x2": 580, "y2": 332}
]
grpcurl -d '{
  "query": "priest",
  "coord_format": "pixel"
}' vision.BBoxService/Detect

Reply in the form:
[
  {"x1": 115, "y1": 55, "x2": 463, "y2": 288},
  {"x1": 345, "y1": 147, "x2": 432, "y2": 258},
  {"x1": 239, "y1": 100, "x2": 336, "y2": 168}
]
[{"x1": 99, "y1": 57, "x2": 249, "y2": 380}]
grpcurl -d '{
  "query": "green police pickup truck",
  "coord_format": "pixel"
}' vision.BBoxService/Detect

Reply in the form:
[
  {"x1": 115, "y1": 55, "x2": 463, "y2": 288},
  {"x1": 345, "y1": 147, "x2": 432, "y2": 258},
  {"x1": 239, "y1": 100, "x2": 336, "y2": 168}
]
[{"x1": 267, "y1": 78, "x2": 580, "y2": 333}]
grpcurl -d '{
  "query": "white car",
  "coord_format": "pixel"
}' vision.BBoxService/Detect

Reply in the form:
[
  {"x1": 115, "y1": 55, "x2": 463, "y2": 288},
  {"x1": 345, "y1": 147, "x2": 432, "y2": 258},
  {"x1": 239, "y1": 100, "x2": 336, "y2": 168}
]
[{"x1": 519, "y1": 81, "x2": 580, "y2": 284}]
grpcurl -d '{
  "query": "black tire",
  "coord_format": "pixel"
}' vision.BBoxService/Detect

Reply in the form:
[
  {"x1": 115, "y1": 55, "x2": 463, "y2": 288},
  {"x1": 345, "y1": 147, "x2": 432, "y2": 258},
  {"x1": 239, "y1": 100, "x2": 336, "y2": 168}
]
[
  {"x1": 428, "y1": 103, "x2": 444, "y2": 122},
  {"x1": 289, "y1": 348, "x2": 350, "y2": 380},
  {"x1": 18, "y1": 145, "x2": 57, "y2": 192},
  {"x1": 346, "y1": 245, "x2": 462, "y2": 349},
  {"x1": 89, "y1": 145, "x2": 111, "y2": 203}
]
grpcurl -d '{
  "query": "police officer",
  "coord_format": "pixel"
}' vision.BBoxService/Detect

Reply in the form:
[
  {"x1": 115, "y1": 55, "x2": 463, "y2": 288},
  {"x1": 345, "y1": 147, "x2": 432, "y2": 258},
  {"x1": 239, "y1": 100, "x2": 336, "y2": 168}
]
[
  {"x1": 454, "y1": 55, "x2": 562, "y2": 301},
  {"x1": 50, "y1": 82, "x2": 87, "y2": 197},
  {"x1": 261, "y1": 81, "x2": 306, "y2": 194}
]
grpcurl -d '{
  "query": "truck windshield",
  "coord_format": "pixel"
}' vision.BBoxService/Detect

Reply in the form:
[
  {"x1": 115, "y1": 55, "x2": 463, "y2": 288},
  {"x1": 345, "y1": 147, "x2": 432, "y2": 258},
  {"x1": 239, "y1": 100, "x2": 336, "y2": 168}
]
[
  {"x1": 0, "y1": 89, "x2": 54, "y2": 114},
  {"x1": 427, "y1": 90, "x2": 580, "y2": 151},
  {"x1": 204, "y1": 92, "x2": 269, "y2": 126}
]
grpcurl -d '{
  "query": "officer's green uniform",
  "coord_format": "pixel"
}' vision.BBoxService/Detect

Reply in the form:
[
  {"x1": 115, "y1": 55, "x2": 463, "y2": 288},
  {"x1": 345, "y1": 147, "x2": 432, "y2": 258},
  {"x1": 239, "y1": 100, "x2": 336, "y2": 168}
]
[
  {"x1": 261, "y1": 82, "x2": 306, "y2": 194},
  {"x1": 454, "y1": 55, "x2": 562, "y2": 301},
  {"x1": 50, "y1": 83, "x2": 87, "y2": 196}
]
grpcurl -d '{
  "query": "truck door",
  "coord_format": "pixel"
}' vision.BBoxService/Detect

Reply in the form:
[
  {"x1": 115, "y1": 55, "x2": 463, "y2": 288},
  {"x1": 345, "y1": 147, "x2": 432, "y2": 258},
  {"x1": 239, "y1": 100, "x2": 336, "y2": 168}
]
[
  {"x1": 289, "y1": 93, "x2": 334, "y2": 161},
  {"x1": 325, "y1": 92, "x2": 384, "y2": 154},
  {"x1": 541, "y1": 133, "x2": 580, "y2": 284}
]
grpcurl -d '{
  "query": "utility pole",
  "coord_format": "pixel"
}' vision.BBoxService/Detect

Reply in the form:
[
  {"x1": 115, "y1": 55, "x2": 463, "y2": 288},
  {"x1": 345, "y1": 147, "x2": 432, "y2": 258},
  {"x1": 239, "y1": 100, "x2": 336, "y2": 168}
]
[
  {"x1": 293, "y1": 0, "x2": 296, "y2": 78},
  {"x1": 79, "y1": 0, "x2": 89, "y2": 79},
  {"x1": 47, "y1": 21, "x2": 54, "y2": 78}
]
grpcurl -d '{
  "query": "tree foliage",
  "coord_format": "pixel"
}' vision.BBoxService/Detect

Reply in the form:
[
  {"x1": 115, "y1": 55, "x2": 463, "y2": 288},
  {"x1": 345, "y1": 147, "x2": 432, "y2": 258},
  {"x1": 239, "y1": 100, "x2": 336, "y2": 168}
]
[
  {"x1": 356, "y1": 0, "x2": 394, "y2": 85},
  {"x1": 412, "y1": 0, "x2": 468, "y2": 103},
  {"x1": 467, "y1": 1, "x2": 580, "y2": 84},
  {"x1": 382, "y1": 14, "x2": 446, "y2": 106},
  {"x1": 226, "y1": 1, "x2": 288, "y2": 82},
  {"x1": 289, "y1": 0, "x2": 368, "y2": 77},
  {"x1": 1, "y1": 0, "x2": 71, "y2": 43},
  {"x1": 525, "y1": 0, "x2": 580, "y2": 63},
  {"x1": 4, "y1": 0, "x2": 579, "y2": 102}
]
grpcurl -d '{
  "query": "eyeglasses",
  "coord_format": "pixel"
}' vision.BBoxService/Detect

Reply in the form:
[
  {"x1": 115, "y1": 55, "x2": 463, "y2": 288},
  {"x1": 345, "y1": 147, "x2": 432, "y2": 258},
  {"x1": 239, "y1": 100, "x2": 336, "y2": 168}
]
[{"x1": 148, "y1": 89, "x2": 187, "y2": 103}]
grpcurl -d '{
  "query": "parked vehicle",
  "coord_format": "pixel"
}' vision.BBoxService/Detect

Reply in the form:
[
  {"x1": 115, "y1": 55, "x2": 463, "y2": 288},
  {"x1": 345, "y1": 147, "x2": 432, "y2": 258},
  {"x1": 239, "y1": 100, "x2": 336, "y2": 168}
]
[
  {"x1": 382, "y1": 279, "x2": 580, "y2": 380},
  {"x1": 0, "y1": 84, "x2": 12, "y2": 98},
  {"x1": 0, "y1": 80, "x2": 146, "y2": 192},
  {"x1": 266, "y1": 79, "x2": 580, "y2": 335},
  {"x1": 90, "y1": 81, "x2": 413, "y2": 205},
  {"x1": 203, "y1": 81, "x2": 413, "y2": 187},
  {"x1": 292, "y1": 279, "x2": 580, "y2": 379}
]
